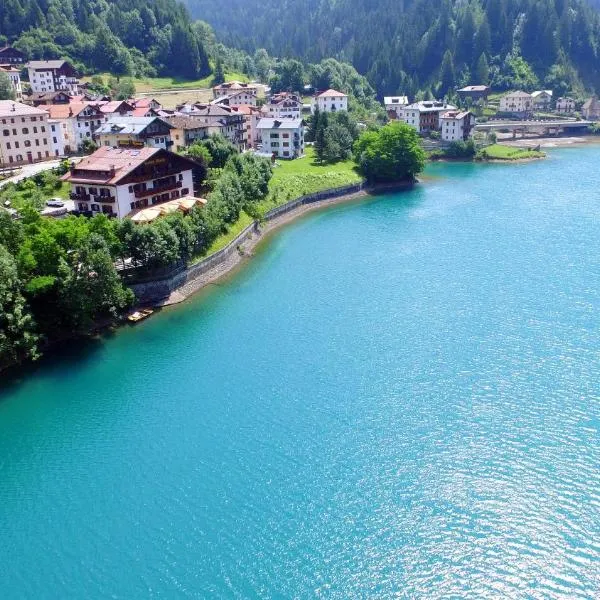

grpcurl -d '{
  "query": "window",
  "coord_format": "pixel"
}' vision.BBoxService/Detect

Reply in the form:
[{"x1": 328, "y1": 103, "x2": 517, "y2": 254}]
[
  {"x1": 2, "y1": 130, "x2": 8, "y2": 136},
  {"x1": 178, "y1": 174, "x2": 183, "y2": 181},
  {"x1": 37, "y1": 152, "x2": 41, "y2": 159},
  {"x1": 6, "y1": 143, "x2": 10, "y2": 149},
  {"x1": 53, "y1": 137, "x2": 57, "y2": 143},
  {"x1": 181, "y1": 188, "x2": 189, "y2": 195},
  {"x1": 12, "y1": 129, "x2": 16, "y2": 135},
  {"x1": 14, "y1": 141, "x2": 19, "y2": 148},
  {"x1": 155, "y1": 138, "x2": 160, "y2": 144},
  {"x1": 91, "y1": 204, "x2": 99, "y2": 212},
  {"x1": 41, "y1": 125, "x2": 45, "y2": 133}
]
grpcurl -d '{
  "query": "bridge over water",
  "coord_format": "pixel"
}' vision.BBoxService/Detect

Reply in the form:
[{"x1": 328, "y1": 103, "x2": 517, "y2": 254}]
[{"x1": 475, "y1": 120, "x2": 593, "y2": 137}]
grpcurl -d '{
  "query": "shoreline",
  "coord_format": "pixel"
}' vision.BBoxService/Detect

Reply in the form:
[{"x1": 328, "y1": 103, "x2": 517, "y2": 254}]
[{"x1": 157, "y1": 180, "x2": 414, "y2": 306}]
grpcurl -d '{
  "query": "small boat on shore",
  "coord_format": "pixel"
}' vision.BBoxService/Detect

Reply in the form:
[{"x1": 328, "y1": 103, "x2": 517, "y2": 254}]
[{"x1": 127, "y1": 308, "x2": 154, "y2": 323}]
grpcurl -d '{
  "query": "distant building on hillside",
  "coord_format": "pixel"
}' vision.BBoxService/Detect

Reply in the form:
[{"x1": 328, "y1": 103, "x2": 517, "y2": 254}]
[
  {"x1": 582, "y1": 97, "x2": 600, "y2": 120},
  {"x1": 212, "y1": 81, "x2": 259, "y2": 99},
  {"x1": 30, "y1": 91, "x2": 73, "y2": 106},
  {"x1": 0, "y1": 46, "x2": 26, "y2": 65},
  {"x1": 0, "y1": 100, "x2": 52, "y2": 167},
  {"x1": 62, "y1": 146, "x2": 199, "y2": 218},
  {"x1": 397, "y1": 100, "x2": 456, "y2": 133},
  {"x1": 95, "y1": 116, "x2": 174, "y2": 150},
  {"x1": 555, "y1": 97, "x2": 575, "y2": 114},
  {"x1": 440, "y1": 110, "x2": 475, "y2": 142},
  {"x1": 531, "y1": 90, "x2": 553, "y2": 110},
  {"x1": 27, "y1": 60, "x2": 80, "y2": 94},
  {"x1": 457, "y1": 85, "x2": 490, "y2": 103},
  {"x1": 257, "y1": 118, "x2": 305, "y2": 159},
  {"x1": 311, "y1": 89, "x2": 348, "y2": 113},
  {"x1": 384, "y1": 96, "x2": 409, "y2": 118},
  {"x1": 498, "y1": 91, "x2": 533, "y2": 117},
  {"x1": 0, "y1": 65, "x2": 22, "y2": 101},
  {"x1": 211, "y1": 89, "x2": 258, "y2": 107}
]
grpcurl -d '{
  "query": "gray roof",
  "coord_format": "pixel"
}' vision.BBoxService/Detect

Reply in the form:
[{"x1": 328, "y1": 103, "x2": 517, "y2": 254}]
[
  {"x1": 95, "y1": 116, "x2": 172, "y2": 135},
  {"x1": 27, "y1": 60, "x2": 69, "y2": 70},
  {"x1": 257, "y1": 118, "x2": 304, "y2": 129}
]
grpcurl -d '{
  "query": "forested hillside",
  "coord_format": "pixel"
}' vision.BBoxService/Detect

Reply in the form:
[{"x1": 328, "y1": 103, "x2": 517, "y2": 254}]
[
  {"x1": 0, "y1": 0, "x2": 211, "y2": 79},
  {"x1": 183, "y1": 0, "x2": 600, "y2": 96}
]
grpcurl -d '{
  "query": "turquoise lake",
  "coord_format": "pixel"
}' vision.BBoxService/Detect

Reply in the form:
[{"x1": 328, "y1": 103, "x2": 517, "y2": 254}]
[{"x1": 1, "y1": 147, "x2": 600, "y2": 598}]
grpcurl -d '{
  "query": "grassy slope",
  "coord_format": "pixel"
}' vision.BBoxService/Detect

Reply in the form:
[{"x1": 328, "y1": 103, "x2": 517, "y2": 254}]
[
  {"x1": 1, "y1": 181, "x2": 70, "y2": 211},
  {"x1": 479, "y1": 144, "x2": 546, "y2": 160},
  {"x1": 193, "y1": 147, "x2": 362, "y2": 262}
]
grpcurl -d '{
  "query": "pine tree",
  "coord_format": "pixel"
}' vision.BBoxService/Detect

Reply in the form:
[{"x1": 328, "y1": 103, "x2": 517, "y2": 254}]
[{"x1": 475, "y1": 53, "x2": 490, "y2": 85}]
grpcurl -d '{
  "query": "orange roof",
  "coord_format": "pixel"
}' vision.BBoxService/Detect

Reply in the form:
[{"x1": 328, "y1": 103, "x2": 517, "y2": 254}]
[
  {"x1": 0, "y1": 100, "x2": 48, "y2": 118},
  {"x1": 316, "y1": 89, "x2": 347, "y2": 98},
  {"x1": 43, "y1": 102, "x2": 104, "y2": 119}
]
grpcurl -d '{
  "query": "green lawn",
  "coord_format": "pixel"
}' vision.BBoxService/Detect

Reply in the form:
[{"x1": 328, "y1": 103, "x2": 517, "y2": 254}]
[
  {"x1": 477, "y1": 144, "x2": 546, "y2": 160},
  {"x1": 0, "y1": 181, "x2": 70, "y2": 211},
  {"x1": 190, "y1": 210, "x2": 255, "y2": 264},
  {"x1": 257, "y1": 147, "x2": 362, "y2": 215},
  {"x1": 82, "y1": 72, "x2": 250, "y2": 93}
]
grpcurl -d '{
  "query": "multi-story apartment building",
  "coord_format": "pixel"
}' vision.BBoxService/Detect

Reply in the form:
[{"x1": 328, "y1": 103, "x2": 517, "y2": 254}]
[
  {"x1": 63, "y1": 146, "x2": 199, "y2": 218},
  {"x1": 257, "y1": 118, "x2": 305, "y2": 159},
  {"x1": 27, "y1": 60, "x2": 80, "y2": 94},
  {"x1": 212, "y1": 81, "x2": 259, "y2": 99},
  {"x1": 179, "y1": 103, "x2": 246, "y2": 150},
  {"x1": 0, "y1": 100, "x2": 52, "y2": 166},
  {"x1": 262, "y1": 92, "x2": 303, "y2": 119},
  {"x1": 45, "y1": 102, "x2": 105, "y2": 151},
  {"x1": 398, "y1": 101, "x2": 456, "y2": 133},
  {"x1": 440, "y1": 110, "x2": 475, "y2": 142}
]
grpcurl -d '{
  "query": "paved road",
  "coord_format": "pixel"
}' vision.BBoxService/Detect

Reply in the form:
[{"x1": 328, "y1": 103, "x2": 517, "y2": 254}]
[{"x1": 0, "y1": 160, "x2": 63, "y2": 188}]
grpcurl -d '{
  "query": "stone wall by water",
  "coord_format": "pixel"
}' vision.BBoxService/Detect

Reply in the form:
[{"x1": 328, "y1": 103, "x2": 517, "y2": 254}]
[{"x1": 129, "y1": 182, "x2": 365, "y2": 304}]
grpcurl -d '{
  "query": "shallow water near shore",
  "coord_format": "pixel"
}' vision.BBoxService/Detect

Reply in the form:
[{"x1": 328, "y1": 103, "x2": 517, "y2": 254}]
[{"x1": 1, "y1": 147, "x2": 600, "y2": 598}]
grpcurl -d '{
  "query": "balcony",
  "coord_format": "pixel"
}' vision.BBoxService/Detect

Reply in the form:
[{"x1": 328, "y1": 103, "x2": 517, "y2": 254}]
[
  {"x1": 70, "y1": 191, "x2": 90, "y2": 201},
  {"x1": 126, "y1": 167, "x2": 182, "y2": 184},
  {"x1": 91, "y1": 194, "x2": 115, "y2": 203},
  {"x1": 134, "y1": 180, "x2": 182, "y2": 199}
]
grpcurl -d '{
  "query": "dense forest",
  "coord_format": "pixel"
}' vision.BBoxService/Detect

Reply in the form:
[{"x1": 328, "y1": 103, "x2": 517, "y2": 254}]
[
  {"x1": 183, "y1": 0, "x2": 600, "y2": 96},
  {"x1": 0, "y1": 0, "x2": 211, "y2": 79}
]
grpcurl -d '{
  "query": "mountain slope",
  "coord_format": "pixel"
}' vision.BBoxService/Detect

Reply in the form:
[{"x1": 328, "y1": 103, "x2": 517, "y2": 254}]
[
  {"x1": 182, "y1": 0, "x2": 600, "y2": 95},
  {"x1": 0, "y1": 0, "x2": 211, "y2": 79}
]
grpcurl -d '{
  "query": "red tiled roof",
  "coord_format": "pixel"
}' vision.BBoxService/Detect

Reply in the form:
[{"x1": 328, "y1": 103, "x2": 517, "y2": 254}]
[{"x1": 316, "y1": 89, "x2": 347, "y2": 98}]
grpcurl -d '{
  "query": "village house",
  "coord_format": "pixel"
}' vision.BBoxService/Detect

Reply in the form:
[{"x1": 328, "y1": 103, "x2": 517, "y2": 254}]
[
  {"x1": 130, "y1": 97, "x2": 162, "y2": 112},
  {"x1": 262, "y1": 92, "x2": 303, "y2": 119},
  {"x1": 27, "y1": 60, "x2": 80, "y2": 94},
  {"x1": 311, "y1": 89, "x2": 348, "y2": 113},
  {"x1": 0, "y1": 65, "x2": 23, "y2": 101},
  {"x1": 582, "y1": 97, "x2": 600, "y2": 120},
  {"x1": 398, "y1": 100, "x2": 456, "y2": 133},
  {"x1": 0, "y1": 46, "x2": 26, "y2": 66},
  {"x1": 440, "y1": 110, "x2": 475, "y2": 142},
  {"x1": 0, "y1": 100, "x2": 52, "y2": 166},
  {"x1": 457, "y1": 85, "x2": 491, "y2": 104},
  {"x1": 555, "y1": 97, "x2": 575, "y2": 114},
  {"x1": 99, "y1": 100, "x2": 135, "y2": 120},
  {"x1": 531, "y1": 90, "x2": 553, "y2": 110},
  {"x1": 211, "y1": 89, "x2": 258, "y2": 107},
  {"x1": 384, "y1": 96, "x2": 409, "y2": 118},
  {"x1": 30, "y1": 90, "x2": 73, "y2": 106},
  {"x1": 212, "y1": 81, "x2": 259, "y2": 99},
  {"x1": 498, "y1": 91, "x2": 533, "y2": 117},
  {"x1": 45, "y1": 102, "x2": 105, "y2": 150},
  {"x1": 63, "y1": 146, "x2": 199, "y2": 218},
  {"x1": 95, "y1": 116, "x2": 174, "y2": 150},
  {"x1": 257, "y1": 118, "x2": 305, "y2": 159},
  {"x1": 164, "y1": 116, "x2": 210, "y2": 151},
  {"x1": 179, "y1": 103, "x2": 246, "y2": 150}
]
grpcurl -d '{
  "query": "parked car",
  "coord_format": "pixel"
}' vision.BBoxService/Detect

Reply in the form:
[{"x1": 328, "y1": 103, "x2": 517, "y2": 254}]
[{"x1": 46, "y1": 198, "x2": 65, "y2": 208}]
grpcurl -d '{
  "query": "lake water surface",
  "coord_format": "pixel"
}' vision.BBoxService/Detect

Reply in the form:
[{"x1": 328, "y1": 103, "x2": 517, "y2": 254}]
[{"x1": 1, "y1": 148, "x2": 599, "y2": 598}]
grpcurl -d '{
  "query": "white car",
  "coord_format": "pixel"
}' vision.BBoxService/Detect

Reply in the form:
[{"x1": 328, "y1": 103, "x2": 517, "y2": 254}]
[{"x1": 46, "y1": 198, "x2": 65, "y2": 208}]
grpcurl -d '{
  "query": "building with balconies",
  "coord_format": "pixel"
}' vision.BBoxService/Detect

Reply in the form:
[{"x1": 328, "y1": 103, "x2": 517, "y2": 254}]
[
  {"x1": 95, "y1": 116, "x2": 174, "y2": 150},
  {"x1": 257, "y1": 118, "x2": 305, "y2": 159},
  {"x1": 498, "y1": 91, "x2": 533, "y2": 118},
  {"x1": 45, "y1": 102, "x2": 105, "y2": 152},
  {"x1": 177, "y1": 103, "x2": 246, "y2": 150},
  {"x1": 27, "y1": 60, "x2": 80, "y2": 94},
  {"x1": 0, "y1": 65, "x2": 23, "y2": 101},
  {"x1": 62, "y1": 146, "x2": 199, "y2": 218}
]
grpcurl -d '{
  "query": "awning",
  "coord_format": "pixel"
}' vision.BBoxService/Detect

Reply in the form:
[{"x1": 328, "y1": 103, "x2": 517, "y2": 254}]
[{"x1": 128, "y1": 196, "x2": 207, "y2": 223}]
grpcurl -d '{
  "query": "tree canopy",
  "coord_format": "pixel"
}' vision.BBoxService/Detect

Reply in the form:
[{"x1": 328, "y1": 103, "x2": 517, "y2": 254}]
[{"x1": 353, "y1": 122, "x2": 426, "y2": 183}]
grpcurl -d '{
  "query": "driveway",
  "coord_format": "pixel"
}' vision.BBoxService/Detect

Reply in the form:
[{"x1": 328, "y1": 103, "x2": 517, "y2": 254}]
[{"x1": 0, "y1": 160, "x2": 63, "y2": 188}]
